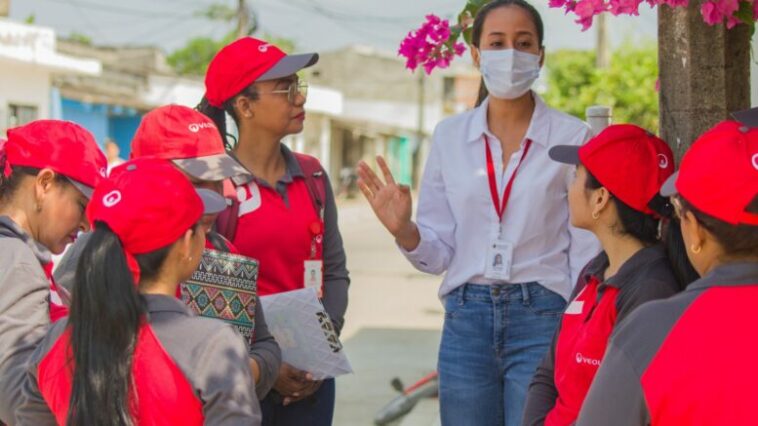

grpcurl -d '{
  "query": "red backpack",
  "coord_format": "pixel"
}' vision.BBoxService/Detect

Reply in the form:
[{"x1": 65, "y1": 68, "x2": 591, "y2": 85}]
[{"x1": 215, "y1": 152, "x2": 326, "y2": 241}]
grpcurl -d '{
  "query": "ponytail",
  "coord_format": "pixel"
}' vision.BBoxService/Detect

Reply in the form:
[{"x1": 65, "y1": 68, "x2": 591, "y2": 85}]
[
  {"x1": 68, "y1": 222, "x2": 172, "y2": 425},
  {"x1": 196, "y1": 84, "x2": 259, "y2": 151},
  {"x1": 196, "y1": 97, "x2": 231, "y2": 150},
  {"x1": 648, "y1": 194, "x2": 699, "y2": 289}
]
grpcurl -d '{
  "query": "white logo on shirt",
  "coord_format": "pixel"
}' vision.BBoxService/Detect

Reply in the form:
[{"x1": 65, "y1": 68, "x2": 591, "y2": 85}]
[
  {"x1": 575, "y1": 353, "x2": 601, "y2": 366},
  {"x1": 237, "y1": 182, "x2": 262, "y2": 216},
  {"x1": 102, "y1": 190, "x2": 122, "y2": 207},
  {"x1": 752, "y1": 153, "x2": 758, "y2": 171},
  {"x1": 188, "y1": 122, "x2": 214, "y2": 133},
  {"x1": 658, "y1": 154, "x2": 669, "y2": 169}
]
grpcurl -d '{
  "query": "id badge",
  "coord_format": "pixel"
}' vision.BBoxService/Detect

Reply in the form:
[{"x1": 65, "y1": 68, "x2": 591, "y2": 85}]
[
  {"x1": 484, "y1": 239, "x2": 514, "y2": 281},
  {"x1": 304, "y1": 260, "x2": 324, "y2": 297}
]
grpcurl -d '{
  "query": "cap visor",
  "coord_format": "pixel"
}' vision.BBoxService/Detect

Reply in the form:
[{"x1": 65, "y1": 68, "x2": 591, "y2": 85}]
[
  {"x1": 69, "y1": 179, "x2": 94, "y2": 200},
  {"x1": 197, "y1": 188, "x2": 228, "y2": 215},
  {"x1": 731, "y1": 107, "x2": 758, "y2": 127},
  {"x1": 660, "y1": 172, "x2": 679, "y2": 197},
  {"x1": 548, "y1": 145, "x2": 581, "y2": 165},
  {"x1": 173, "y1": 154, "x2": 250, "y2": 181},
  {"x1": 258, "y1": 53, "x2": 319, "y2": 81}
]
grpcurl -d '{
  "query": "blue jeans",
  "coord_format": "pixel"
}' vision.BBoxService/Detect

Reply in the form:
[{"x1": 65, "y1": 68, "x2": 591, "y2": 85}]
[
  {"x1": 438, "y1": 283, "x2": 565, "y2": 426},
  {"x1": 261, "y1": 379, "x2": 335, "y2": 426}
]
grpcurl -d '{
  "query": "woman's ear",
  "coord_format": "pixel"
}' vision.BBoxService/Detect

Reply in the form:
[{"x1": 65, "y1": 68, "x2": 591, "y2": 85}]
[
  {"x1": 179, "y1": 228, "x2": 195, "y2": 259},
  {"x1": 234, "y1": 96, "x2": 255, "y2": 119},
  {"x1": 471, "y1": 45, "x2": 481, "y2": 68},
  {"x1": 591, "y1": 187, "x2": 612, "y2": 217},
  {"x1": 34, "y1": 168, "x2": 57, "y2": 208},
  {"x1": 538, "y1": 48, "x2": 545, "y2": 67}
]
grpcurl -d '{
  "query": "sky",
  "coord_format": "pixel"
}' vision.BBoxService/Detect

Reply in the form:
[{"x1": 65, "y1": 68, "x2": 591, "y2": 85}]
[{"x1": 9, "y1": 0, "x2": 658, "y2": 55}]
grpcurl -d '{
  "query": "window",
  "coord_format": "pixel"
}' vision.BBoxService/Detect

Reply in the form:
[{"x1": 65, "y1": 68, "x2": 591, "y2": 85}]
[{"x1": 8, "y1": 104, "x2": 38, "y2": 128}]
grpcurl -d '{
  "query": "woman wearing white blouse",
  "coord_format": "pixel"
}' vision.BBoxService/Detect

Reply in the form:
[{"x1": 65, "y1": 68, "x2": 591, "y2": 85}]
[{"x1": 357, "y1": 1, "x2": 599, "y2": 425}]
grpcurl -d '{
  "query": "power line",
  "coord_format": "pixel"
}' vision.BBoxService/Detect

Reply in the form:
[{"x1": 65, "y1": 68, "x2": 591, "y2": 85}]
[{"x1": 35, "y1": 0, "x2": 197, "y2": 19}]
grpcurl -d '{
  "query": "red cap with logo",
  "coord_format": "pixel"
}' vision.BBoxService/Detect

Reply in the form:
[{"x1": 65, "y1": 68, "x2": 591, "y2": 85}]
[
  {"x1": 130, "y1": 104, "x2": 249, "y2": 181},
  {"x1": 4, "y1": 120, "x2": 107, "y2": 199},
  {"x1": 661, "y1": 120, "x2": 758, "y2": 226},
  {"x1": 550, "y1": 124, "x2": 675, "y2": 215},
  {"x1": 87, "y1": 157, "x2": 227, "y2": 282},
  {"x1": 204, "y1": 37, "x2": 319, "y2": 107}
]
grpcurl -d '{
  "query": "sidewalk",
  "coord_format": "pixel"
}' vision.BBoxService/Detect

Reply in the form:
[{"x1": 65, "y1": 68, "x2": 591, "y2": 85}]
[{"x1": 333, "y1": 199, "x2": 442, "y2": 426}]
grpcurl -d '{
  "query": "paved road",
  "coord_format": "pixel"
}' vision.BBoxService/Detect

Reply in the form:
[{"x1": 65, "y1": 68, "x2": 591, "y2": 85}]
[{"x1": 333, "y1": 199, "x2": 443, "y2": 426}]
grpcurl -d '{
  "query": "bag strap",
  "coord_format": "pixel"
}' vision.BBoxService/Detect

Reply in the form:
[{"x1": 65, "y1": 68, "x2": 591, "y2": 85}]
[
  {"x1": 214, "y1": 179, "x2": 240, "y2": 242},
  {"x1": 293, "y1": 152, "x2": 327, "y2": 220},
  {"x1": 214, "y1": 153, "x2": 327, "y2": 241}
]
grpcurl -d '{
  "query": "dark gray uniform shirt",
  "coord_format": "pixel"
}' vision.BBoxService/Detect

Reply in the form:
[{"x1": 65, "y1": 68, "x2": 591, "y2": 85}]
[
  {"x1": 17, "y1": 294, "x2": 261, "y2": 425},
  {"x1": 54, "y1": 231, "x2": 282, "y2": 399},
  {"x1": 0, "y1": 216, "x2": 52, "y2": 424}
]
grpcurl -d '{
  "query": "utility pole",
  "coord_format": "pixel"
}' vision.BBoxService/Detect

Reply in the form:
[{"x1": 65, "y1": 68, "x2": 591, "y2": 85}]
[
  {"x1": 596, "y1": 12, "x2": 610, "y2": 69},
  {"x1": 236, "y1": 0, "x2": 249, "y2": 39},
  {"x1": 0, "y1": 0, "x2": 10, "y2": 18}
]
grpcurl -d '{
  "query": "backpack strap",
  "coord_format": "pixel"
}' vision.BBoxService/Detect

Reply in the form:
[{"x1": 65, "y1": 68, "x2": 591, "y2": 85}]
[
  {"x1": 293, "y1": 152, "x2": 327, "y2": 220},
  {"x1": 214, "y1": 179, "x2": 240, "y2": 242}
]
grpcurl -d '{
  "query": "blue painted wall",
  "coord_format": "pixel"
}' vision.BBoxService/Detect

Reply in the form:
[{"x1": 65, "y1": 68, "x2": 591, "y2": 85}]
[
  {"x1": 60, "y1": 97, "x2": 142, "y2": 157},
  {"x1": 60, "y1": 98, "x2": 108, "y2": 148}
]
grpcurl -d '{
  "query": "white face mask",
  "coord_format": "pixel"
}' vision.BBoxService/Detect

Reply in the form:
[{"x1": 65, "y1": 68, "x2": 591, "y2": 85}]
[{"x1": 479, "y1": 49, "x2": 541, "y2": 100}]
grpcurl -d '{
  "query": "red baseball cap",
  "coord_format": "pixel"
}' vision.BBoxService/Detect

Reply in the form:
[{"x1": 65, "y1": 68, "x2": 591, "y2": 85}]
[
  {"x1": 5, "y1": 120, "x2": 107, "y2": 199},
  {"x1": 130, "y1": 104, "x2": 249, "y2": 181},
  {"x1": 550, "y1": 124, "x2": 675, "y2": 215},
  {"x1": 661, "y1": 120, "x2": 758, "y2": 226},
  {"x1": 204, "y1": 37, "x2": 319, "y2": 107},
  {"x1": 88, "y1": 158, "x2": 226, "y2": 281}
]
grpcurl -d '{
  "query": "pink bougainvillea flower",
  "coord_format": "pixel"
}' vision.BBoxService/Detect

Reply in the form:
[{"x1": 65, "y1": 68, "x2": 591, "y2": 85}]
[
  {"x1": 700, "y1": 1, "x2": 723, "y2": 25},
  {"x1": 398, "y1": 14, "x2": 467, "y2": 74}
]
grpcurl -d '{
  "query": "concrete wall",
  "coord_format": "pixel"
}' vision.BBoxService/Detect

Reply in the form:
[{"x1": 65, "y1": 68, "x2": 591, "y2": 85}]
[{"x1": 0, "y1": 61, "x2": 50, "y2": 135}]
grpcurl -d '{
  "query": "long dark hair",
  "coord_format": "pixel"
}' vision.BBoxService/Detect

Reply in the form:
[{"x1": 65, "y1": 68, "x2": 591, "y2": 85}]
[
  {"x1": 196, "y1": 85, "x2": 260, "y2": 151},
  {"x1": 471, "y1": 0, "x2": 545, "y2": 106},
  {"x1": 677, "y1": 195, "x2": 758, "y2": 259},
  {"x1": 67, "y1": 221, "x2": 172, "y2": 426},
  {"x1": 585, "y1": 171, "x2": 699, "y2": 289}
]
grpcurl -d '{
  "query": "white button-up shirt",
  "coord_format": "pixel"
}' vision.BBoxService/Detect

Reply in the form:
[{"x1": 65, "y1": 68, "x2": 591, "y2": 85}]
[{"x1": 402, "y1": 94, "x2": 600, "y2": 299}]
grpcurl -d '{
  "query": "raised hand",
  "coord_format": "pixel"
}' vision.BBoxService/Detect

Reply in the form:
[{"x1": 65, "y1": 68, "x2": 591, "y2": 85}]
[{"x1": 356, "y1": 157, "x2": 419, "y2": 250}]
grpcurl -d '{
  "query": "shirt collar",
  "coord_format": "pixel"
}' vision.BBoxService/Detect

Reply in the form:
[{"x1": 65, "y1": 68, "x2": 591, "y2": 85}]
[
  {"x1": 688, "y1": 262, "x2": 758, "y2": 291},
  {"x1": 230, "y1": 143, "x2": 303, "y2": 187},
  {"x1": 144, "y1": 293, "x2": 193, "y2": 315},
  {"x1": 0, "y1": 215, "x2": 52, "y2": 265},
  {"x1": 465, "y1": 92, "x2": 551, "y2": 148},
  {"x1": 583, "y1": 245, "x2": 669, "y2": 290}
]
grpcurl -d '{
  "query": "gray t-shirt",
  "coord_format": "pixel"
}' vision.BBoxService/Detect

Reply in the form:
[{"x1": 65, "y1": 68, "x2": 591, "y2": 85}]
[
  {"x1": 0, "y1": 216, "x2": 53, "y2": 424},
  {"x1": 17, "y1": 294, "x2": 261, "y2": 425}
]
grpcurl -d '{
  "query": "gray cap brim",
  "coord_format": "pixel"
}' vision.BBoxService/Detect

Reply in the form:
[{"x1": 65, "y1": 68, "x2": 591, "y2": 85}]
[
  {"x1": 258, "y1": 53, "x2": 319, "y2": 81},
  {"x1": 197, "y1": 188, "x2": 228, "y2": 215},
  {"x1": 548, "y1": 145, "x2": 581, "y2": 165},
  {"x1": 69, "y1": 179, "x2": 94, "y2": 200},
  {"x1": 660, "y1": 172, "x2": 679, "y2": 197},
  {"x1": 172, "y1": 153, "x2": 250, "y2": 181}
]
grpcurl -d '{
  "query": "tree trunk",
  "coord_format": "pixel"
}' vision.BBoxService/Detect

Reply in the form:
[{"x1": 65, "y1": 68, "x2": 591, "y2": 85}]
[{"x1": 658, "y1": 3, "x2": 751, "y2": 162}]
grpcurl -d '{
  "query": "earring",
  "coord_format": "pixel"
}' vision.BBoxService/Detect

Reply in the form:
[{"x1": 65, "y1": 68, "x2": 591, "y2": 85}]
[
  {"x1": 592, "y1": 211, "x2": 600, "y2": 220},
  {"x1": 186, "y1": 255, "x2": 193, "y2": 262},
  {"x1": 35, "y1": 204, "x2": 42, "y2": 213},
  {"x1": 690, "y1": 244, "x2": 702, "y2": 254}
]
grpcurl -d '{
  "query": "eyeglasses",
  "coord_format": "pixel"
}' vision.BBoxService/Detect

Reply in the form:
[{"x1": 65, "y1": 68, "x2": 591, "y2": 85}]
[{"x1": 265, "y1": 80, "x2": 309, "y2": 103}]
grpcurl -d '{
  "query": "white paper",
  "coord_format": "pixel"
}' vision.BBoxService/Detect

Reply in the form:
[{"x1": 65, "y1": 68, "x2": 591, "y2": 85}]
[{"x1": 260, "y1": 288, "x2": 352, "y2": 380}]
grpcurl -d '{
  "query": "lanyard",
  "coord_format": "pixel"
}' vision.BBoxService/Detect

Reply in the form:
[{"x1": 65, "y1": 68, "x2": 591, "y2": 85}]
[{"x1": 484, "y1": 134, "x2": 533, "y2": 223}]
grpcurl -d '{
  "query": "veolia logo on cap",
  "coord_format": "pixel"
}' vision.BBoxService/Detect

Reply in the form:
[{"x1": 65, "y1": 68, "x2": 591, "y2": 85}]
[
  {"x1": 103, "y1": 190, "x2": 122, "y2": 207},
  {"x1": 658, "y1": 154, "x2": 669, "y2": 169},
  {"x1": 99, "y1": 167, "x2": 107, "y2": 178},
  {"x1": 188, "y1": 122, "x2": 214, "y2": 133},
  {"x1": 259, "y1": 43, "x2": 271, "y2": 53},
  {"x1": 752, "y1": 153, "x2": 758, "y2": 171}
]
